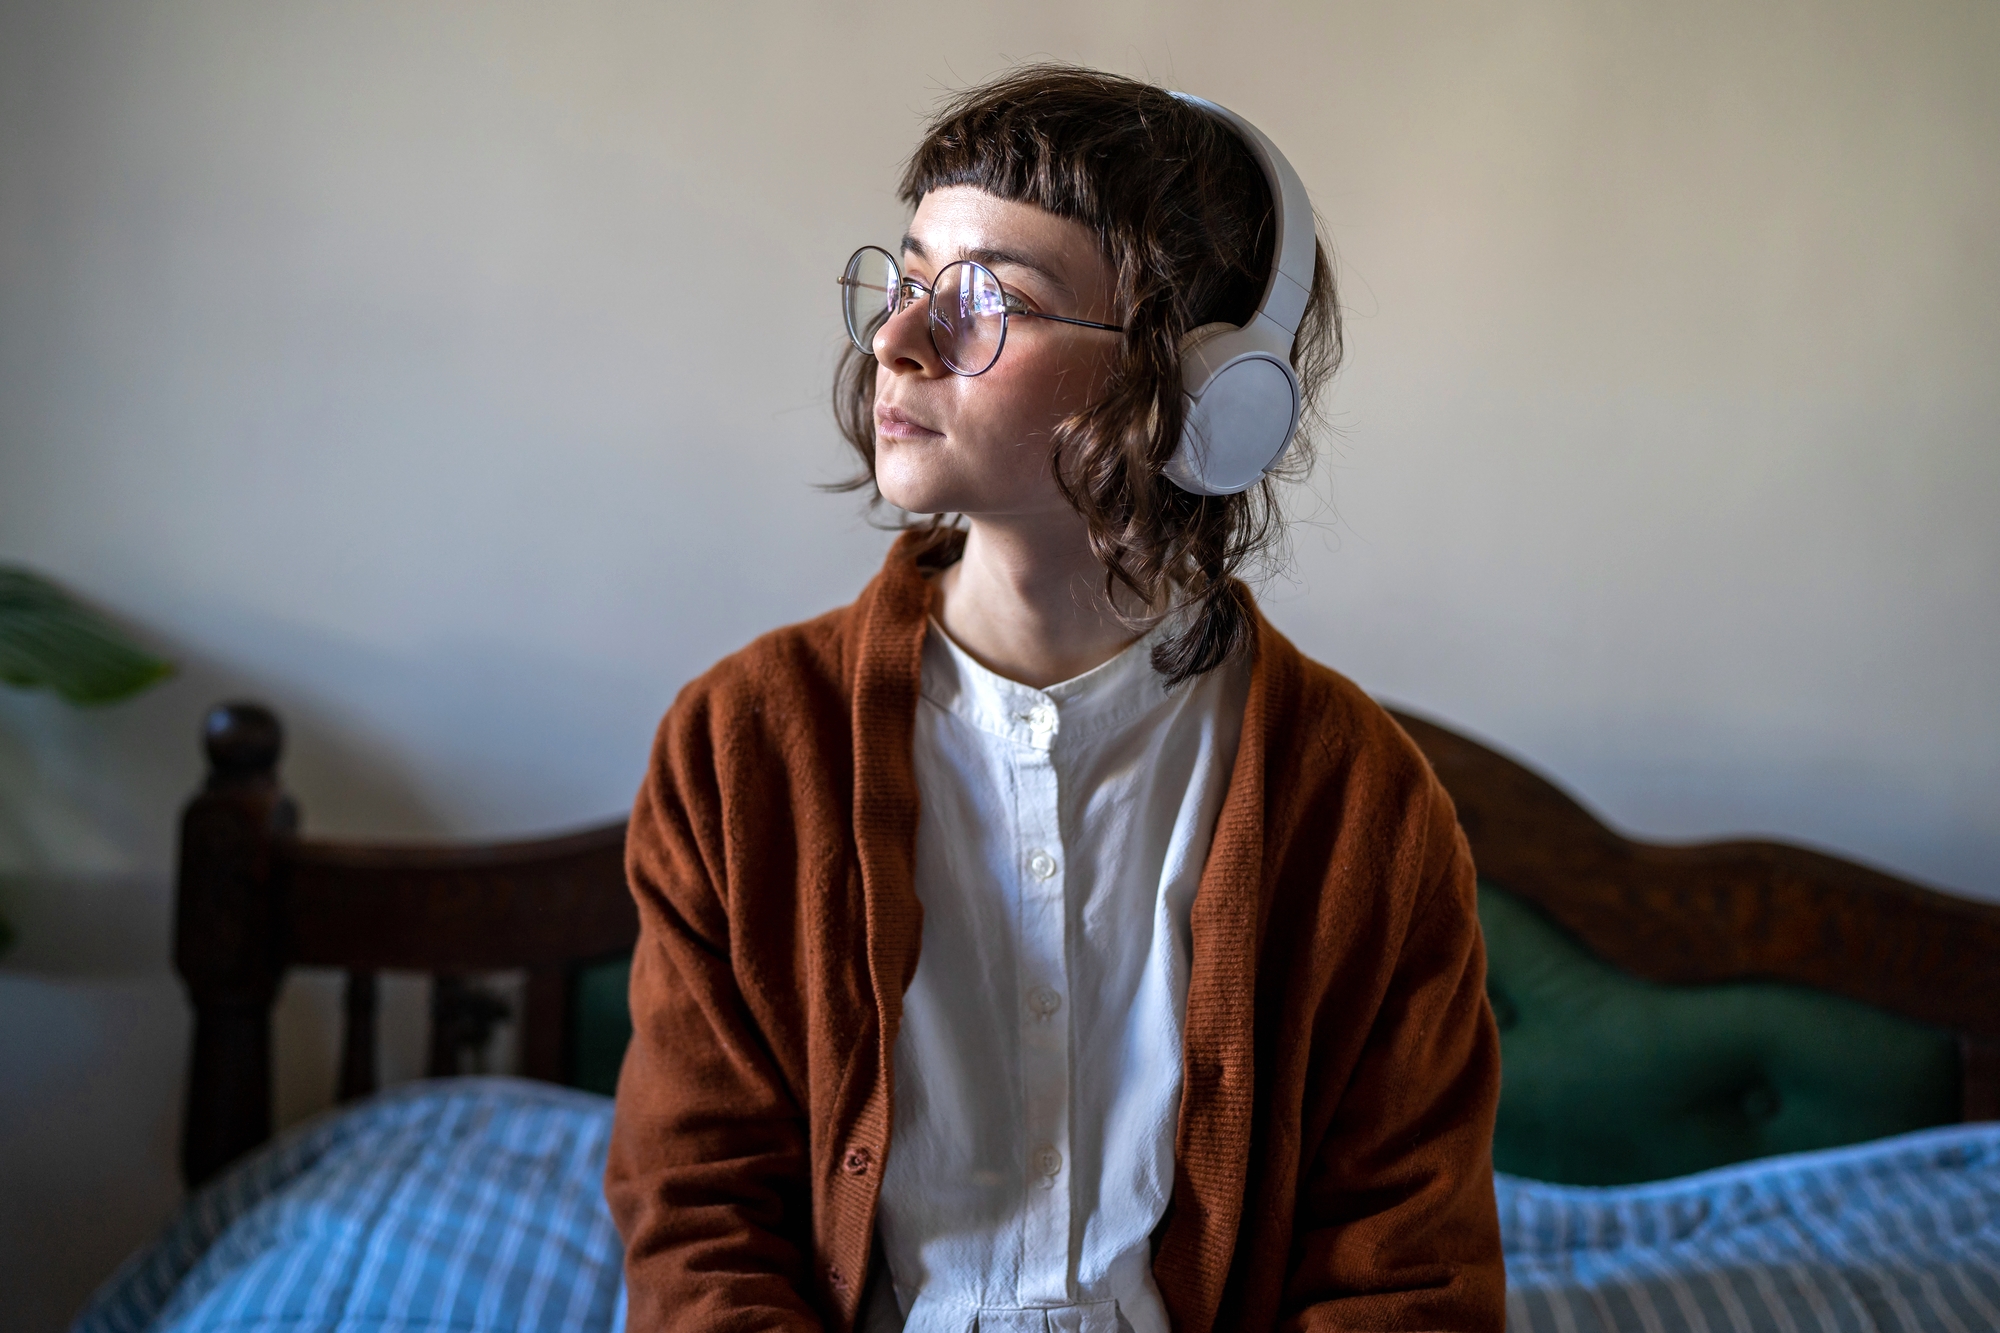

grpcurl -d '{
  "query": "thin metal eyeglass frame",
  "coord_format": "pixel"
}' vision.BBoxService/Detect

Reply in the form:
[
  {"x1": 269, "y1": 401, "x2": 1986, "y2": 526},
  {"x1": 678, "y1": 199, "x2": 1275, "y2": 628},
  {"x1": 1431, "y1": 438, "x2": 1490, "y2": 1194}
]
[{"x1": 838, "y1": 245, "x2": 1126, "y2": 377}]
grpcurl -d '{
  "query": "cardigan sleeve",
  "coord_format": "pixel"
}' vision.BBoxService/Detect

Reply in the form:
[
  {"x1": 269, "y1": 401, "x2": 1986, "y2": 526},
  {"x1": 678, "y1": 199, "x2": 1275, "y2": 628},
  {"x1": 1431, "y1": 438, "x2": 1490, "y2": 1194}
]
[
  {"x1": 604, "y1": 696, "x2": 826, "y2": 1333},
  {"x1": 1281, "y1": 779, "x2": 1506, "y2": 1333}
]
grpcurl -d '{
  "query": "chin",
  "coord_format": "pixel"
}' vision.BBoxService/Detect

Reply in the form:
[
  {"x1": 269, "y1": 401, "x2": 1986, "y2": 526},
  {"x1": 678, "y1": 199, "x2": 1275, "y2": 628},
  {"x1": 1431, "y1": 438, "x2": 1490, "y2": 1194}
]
[
  {"x1": 876, "y1": 478, "x2": 960, "y2": 516},
  {"x1": 874, "y1": 434, "x2": 1054, "y2": 518},
  {"x1": 874, "y1": 452, "x2": 961, "y2": 516}
]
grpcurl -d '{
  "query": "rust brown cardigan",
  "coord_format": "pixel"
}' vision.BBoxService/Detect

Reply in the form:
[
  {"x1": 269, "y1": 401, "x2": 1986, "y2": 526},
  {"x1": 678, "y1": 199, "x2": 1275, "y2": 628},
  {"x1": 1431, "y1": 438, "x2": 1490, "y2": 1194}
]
[{"x1": 606, "y1": 534, "x2": 1504, "y2": 1333}]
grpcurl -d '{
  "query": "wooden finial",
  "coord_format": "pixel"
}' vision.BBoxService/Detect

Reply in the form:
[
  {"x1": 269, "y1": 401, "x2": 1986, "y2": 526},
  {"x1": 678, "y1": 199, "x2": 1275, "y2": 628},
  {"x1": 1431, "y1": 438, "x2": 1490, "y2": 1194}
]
[{"x1": 202, "y1": 702, "x2": 282, "y2": 788}]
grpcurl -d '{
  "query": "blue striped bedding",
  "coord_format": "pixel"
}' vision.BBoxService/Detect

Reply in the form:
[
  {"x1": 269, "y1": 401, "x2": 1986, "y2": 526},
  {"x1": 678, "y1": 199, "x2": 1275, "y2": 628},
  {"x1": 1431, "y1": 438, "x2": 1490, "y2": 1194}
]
[
  {"x1": 74, "y1": 1080, "x2": 624, "y2": 1333},
  {"x1": 1500, "y1": 1122, "x2": 2000, "y2": 1333},
  {"x1": 74, "y1": 1079, "x2": 2000, "y2": 1333}
]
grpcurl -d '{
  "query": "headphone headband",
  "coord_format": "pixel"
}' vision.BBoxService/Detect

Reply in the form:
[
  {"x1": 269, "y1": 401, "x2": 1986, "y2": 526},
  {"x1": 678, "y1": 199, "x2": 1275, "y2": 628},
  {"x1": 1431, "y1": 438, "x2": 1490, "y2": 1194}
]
[{"x1": 1168, "y1": 93, "x2": 1317, "y2": 339}]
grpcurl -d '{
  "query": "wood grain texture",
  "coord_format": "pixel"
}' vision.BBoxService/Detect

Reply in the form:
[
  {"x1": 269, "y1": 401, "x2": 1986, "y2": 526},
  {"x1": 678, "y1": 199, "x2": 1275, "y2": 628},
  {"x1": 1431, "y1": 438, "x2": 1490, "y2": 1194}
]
[
  {"x1": 279, "y1": 822, "x2": 633, "y2": 971},
  {"x1": 1388, "y1": 710, "x2": 2000, "y2": 1046}
]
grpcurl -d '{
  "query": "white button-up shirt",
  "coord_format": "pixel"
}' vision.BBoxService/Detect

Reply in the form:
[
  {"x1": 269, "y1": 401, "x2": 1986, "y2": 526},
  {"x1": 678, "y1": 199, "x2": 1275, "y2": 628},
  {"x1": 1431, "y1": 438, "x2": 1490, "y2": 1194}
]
[{"x1": 869, "y1": 620, "x2": 1250, "y2": 1333}]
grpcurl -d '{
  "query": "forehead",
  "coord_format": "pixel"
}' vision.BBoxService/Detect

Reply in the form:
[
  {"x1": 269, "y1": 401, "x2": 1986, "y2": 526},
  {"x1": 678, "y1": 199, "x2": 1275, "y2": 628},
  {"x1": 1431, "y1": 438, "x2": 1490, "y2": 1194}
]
[{"x1": 903, "y1": 186, "x2": 1111, "y2": 294}]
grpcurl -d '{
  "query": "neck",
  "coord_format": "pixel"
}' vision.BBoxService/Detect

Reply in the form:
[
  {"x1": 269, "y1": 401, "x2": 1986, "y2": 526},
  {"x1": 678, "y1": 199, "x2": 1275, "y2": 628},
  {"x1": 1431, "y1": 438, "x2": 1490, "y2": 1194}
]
[{"x1": 933, "y1": 515, "x2": 1147, "y2": 688}]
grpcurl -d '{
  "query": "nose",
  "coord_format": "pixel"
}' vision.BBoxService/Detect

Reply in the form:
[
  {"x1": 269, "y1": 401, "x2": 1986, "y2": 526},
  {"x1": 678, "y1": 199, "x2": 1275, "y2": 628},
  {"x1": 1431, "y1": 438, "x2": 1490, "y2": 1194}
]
[{"x1": 872, "y1": 288, "x2": 947, "y2": 378}]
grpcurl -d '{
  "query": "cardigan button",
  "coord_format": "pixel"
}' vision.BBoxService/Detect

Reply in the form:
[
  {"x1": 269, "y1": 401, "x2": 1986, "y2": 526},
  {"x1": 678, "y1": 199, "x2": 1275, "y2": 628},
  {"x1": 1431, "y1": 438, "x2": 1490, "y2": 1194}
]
[
  {"x1": 827, "y1": 1263, "x2": 849, "y2": 1293},
  {"x1": 842, "y1": 1146, "x2": 874, "y2": 1175}
]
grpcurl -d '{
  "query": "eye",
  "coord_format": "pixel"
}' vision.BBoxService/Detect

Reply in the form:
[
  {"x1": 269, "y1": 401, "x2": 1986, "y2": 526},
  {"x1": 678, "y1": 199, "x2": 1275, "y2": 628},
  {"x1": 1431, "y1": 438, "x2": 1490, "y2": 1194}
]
[{"x1": 966, "y1": 284, "x2": 1012, "y2": 317}]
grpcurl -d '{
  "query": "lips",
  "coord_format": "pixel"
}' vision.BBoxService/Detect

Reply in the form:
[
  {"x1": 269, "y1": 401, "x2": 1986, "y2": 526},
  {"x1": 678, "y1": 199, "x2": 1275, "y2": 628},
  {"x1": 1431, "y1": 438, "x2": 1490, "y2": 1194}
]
[{"x1": 875, "y1": 404, "x2": 943, "y2": 440}]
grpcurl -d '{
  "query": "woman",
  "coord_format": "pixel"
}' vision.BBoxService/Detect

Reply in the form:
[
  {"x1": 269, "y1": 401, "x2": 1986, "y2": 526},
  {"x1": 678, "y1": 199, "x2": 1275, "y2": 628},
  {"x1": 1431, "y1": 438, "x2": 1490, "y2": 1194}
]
[{"x1": 606, "y1": 66, "x2": 1503, "y2": 1333}]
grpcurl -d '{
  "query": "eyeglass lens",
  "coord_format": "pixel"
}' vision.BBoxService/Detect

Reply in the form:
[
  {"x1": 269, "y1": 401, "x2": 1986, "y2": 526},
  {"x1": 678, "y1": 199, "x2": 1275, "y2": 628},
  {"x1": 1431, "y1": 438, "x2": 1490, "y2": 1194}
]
[
  {"x1": 932, "y1": 261, "x2": 1007, "y2": 375},
  {"x1": 840, "y1": 247, "x2": 898, "y2": 358},
  {"x1": 839, "y1": 247, "x2": 1010, "y2": 376}
]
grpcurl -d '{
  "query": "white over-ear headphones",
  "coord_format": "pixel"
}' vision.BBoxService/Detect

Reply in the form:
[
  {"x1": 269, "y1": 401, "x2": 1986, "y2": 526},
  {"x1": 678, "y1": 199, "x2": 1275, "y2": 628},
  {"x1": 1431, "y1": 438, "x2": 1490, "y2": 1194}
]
[{"x1": 1164, "y1": 93, "x2": 1318, "y2": 496}]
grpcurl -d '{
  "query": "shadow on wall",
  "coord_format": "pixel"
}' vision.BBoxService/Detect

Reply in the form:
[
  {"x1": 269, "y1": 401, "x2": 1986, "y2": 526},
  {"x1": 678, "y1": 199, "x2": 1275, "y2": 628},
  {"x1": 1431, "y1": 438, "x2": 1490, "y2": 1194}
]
[
  {"x1": 0, "y1": 620, "x2": 454, "y2": 973},
  {"x1": 0, "y1": 608, "x2": 454, "y2": 1333}
]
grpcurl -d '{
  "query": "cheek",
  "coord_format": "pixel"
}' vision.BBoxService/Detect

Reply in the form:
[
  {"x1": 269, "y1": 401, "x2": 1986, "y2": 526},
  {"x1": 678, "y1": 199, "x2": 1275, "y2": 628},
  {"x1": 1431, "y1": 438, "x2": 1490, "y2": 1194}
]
[
  {"x1": 868, "y1": 342, "x2": 1113, "y2": 512},
  {"x1": 970, "y1": 347, "x2": 1096, "y2": 438}
]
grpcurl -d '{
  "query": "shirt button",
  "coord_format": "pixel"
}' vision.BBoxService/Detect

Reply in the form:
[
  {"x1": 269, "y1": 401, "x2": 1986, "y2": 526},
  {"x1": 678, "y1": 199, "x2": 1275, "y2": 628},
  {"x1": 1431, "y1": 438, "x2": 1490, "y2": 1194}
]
[
  {"x1": 1033, "y1": 1144, "x2": 1062, "y2": 1179},
  {"x1": 1027, "y1": 850, "x2": 1057, "y2": 880},
  {"x1": 842, "y1": 1146, "x2": 873, "y2": 1175},
  {"x1": 1028, "y1": 986, "x2": 1061, "y2": 1017}
]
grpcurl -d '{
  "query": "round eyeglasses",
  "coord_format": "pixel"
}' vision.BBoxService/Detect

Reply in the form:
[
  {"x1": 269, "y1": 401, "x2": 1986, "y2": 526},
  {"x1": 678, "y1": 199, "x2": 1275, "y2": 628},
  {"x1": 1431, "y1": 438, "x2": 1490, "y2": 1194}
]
[{"x1": 838, "y1": 245, "x2": 1126, "y2": 377}]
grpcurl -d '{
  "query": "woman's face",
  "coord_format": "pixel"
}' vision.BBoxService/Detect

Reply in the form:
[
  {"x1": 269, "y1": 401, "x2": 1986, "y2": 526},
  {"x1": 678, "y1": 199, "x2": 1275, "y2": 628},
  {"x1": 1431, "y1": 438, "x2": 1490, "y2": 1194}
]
[{"x1": 870, "y1": 186, "x2": 1123, "y2": 522}]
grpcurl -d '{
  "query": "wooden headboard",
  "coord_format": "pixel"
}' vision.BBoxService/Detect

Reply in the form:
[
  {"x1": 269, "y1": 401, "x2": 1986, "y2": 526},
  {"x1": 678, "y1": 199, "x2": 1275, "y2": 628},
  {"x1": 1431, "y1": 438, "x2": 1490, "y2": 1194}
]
[
  {"x1": 173, "y1": 701, "x2": 2000, "y2": 1187},
  {"x1": 1394, "y1": 713, "x2": 2000, "y2": 1089},
  {"x1": 175, "y1": 703, "x2": 636, "y2": 1185}
]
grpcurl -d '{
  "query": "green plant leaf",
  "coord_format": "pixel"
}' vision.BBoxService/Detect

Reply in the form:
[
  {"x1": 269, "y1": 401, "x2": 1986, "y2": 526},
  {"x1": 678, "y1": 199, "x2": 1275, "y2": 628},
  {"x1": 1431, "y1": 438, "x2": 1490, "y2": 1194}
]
[{"x1": 0, "y1": 568, "x2": 175, "y2": 705}]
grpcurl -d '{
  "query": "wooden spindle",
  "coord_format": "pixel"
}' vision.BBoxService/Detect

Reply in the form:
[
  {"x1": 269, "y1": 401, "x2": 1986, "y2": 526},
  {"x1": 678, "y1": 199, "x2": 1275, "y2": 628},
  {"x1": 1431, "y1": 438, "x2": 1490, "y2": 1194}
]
[
  {"x1": 175, "y1": 702, "x2": 295, "y2": 1187},
  {"x1": 429, "y1": 974, "x2": 511, "y2": 1077},
  {"x1": 337, "y1": 969, "x2": 379, "y2": 1102},
  {"x1": 521, "y1": 965, "x2": 570, "y2": 1083},
  {"x1": 1965, "y1": 1035, "x2": 2000, "y2": 1122}
]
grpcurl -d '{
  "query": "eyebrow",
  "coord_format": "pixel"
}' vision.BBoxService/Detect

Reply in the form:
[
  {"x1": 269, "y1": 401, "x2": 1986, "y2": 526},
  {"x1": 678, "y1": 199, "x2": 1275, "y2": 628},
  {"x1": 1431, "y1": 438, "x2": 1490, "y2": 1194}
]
[{"x1": 900, "y1": 232, "x2": 1076, "y2": 300}]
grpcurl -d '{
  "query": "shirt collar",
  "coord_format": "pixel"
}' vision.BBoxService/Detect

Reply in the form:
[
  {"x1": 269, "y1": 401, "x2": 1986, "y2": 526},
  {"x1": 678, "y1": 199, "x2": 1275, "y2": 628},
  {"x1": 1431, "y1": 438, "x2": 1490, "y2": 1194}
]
[{"x1": 920, "y1": 618, "x2": 1172, "y2": 751}]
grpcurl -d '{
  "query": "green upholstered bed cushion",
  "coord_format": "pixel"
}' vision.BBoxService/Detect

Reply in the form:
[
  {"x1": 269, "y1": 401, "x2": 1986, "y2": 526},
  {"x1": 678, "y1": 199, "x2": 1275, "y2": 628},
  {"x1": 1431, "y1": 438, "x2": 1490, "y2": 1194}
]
[
  {"x1": 1481, "y1": 882, "x2": 1960, "y2": 1185},
  {"x1": 572, "y1": 956, "x2": 633, "y2": 1099},
  {"x1": 566, "y1": 885, "x2": 1963, "y2": 1185}
]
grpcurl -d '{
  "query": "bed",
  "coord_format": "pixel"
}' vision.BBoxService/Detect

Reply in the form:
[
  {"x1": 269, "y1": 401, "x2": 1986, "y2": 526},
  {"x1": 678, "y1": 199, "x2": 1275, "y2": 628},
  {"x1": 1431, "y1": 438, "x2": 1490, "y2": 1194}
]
[{"x1": 73, "y1": 702, "x2": 2000, "y2": 1332}]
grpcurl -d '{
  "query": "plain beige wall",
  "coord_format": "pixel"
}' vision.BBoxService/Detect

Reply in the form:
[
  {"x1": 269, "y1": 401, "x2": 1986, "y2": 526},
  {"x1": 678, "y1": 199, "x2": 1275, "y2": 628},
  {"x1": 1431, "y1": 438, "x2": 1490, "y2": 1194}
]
[{"x1": 1, "y1": 1, "x2": 1995, "y2": 1326}]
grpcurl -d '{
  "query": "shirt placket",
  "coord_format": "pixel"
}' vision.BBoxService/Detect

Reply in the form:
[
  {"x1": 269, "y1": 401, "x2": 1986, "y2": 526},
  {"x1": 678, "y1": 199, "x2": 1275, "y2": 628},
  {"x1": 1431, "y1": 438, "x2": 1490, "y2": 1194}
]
[{"x1": 1010, "y1": 690, "x2": 1072, "y2": 1306}]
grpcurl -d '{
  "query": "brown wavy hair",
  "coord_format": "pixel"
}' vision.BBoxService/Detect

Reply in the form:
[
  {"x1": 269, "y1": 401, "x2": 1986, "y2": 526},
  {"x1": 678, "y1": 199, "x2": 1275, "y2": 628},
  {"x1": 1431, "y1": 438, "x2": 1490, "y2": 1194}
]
[{"x1": 832, "y1": 65, "x2": 1342, "y2": 685}]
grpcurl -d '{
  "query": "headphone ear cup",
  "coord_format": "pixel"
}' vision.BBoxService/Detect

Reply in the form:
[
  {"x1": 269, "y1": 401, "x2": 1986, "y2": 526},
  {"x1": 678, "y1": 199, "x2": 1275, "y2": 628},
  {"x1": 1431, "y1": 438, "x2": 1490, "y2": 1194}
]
[{"x1": 1168, "y1": 323, "x2": 1302, "y2": 496}]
